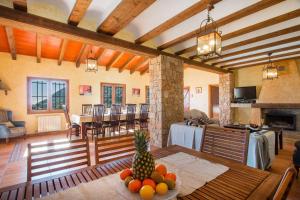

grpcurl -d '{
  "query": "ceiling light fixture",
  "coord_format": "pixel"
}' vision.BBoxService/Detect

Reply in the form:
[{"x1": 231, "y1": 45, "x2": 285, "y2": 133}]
[
  {"x1": 196, "y1": 3, "x2": 222, "y2": 60},
  {"x1": 262, "y1": 53, "x2": 279, "y2": 80},
  {"x1": 86, "y1": 49, "x2": 98, "y2": 73}
]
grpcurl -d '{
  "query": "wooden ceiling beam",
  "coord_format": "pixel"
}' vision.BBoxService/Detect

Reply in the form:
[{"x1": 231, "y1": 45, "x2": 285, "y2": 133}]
[
  {"x1": 215, "y1": 44, "x2": 300, "y2": 66},
  {"x1": 223, "y1": 50, "x2": 300, "y2": 69},
  {"x1": 158, "y1": 0, "x2": 285, "y2": 50},
  {"x1": 4, "y1": 26, "x2": 16, "y2": 60},
  {"x1": 106, "y1": 52, "x2": 123, "y2": 71},
  {"x1": 13, "y1": 0, "x2": 27, "y2": 12},
  {"x1": 97, "y1": 0, "x2": 155, "y2": 35},
  {"x1": 140, "y1": 66, "x2": 149, "y2": 75},
  {"x1": 135, "y1": 0, "x2": 221, "y2": 44},
  {"x1": 130, "y1": 59, "x2": 149, "y2": 74},
  {"x1": 175, "y1": 12, "x2": 300, "y2": 56},
  {"x1": 222, "y1": 25, "x2": 300, "y2": 51},
  {"x1": 191, "y1": 36, "x2": 300, "y2": 62},
  {"x1": 228, "y1": 55, "x2": 300, "y2": 70},
  {"x1": 68, "y1": 0, "x2": 92, "y2": 26},
  {"x1": 0, "y1": 5, "x2": 228, "y2": 74},
  {"x1": 76, "y1": 44, "x2": 88, "y2": 68},
  {"x1": 58, "y1": 39, "x2": 68, "y2": 65},
  {"x1": 36, "y1": 33, "x2": 42, "y2": 63},
  {"x1": 119, "y1": 56, "x2": 138, "y2": 73}
]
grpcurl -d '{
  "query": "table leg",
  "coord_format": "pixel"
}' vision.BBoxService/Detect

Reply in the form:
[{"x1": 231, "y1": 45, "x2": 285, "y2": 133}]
[
  {"x1": 275, "y1": 131, "x2": 279, "y2": 155},
  {"x1": 279, "y1": 129, "x2": 283, "y2": 149},
  {"x1": 81, "y1": 123, "x2": 86, "y2": 140}
]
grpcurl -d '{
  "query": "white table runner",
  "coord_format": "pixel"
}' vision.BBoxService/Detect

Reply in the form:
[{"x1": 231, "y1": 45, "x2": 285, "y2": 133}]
[{"x1": 40, "y1": 152, "x2": 229, "y2": 200}]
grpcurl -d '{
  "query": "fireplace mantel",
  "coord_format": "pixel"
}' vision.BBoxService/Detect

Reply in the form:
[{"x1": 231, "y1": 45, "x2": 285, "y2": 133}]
[{"x1": 252, "y1": 103, "x2": 300, "y2": 109}]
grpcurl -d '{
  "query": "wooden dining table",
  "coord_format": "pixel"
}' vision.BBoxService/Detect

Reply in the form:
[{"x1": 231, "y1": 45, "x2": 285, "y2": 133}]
[
  {"x1": 71, "y1": 113, "x2": 140, "y2": 138},
  {"x1": 0, "y1": 145, "x2": 281, "y2": 200}
]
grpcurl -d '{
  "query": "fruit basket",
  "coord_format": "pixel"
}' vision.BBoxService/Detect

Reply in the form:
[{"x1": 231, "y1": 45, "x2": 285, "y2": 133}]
[{"x1": 119, "y1": 131, "x2": 180, "y2": 200}]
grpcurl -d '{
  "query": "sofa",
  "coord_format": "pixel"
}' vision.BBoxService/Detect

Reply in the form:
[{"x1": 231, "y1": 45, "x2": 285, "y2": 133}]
[
  {"x1": 0, "y1": 110, "x2": 26, "y2": 142},
  {"x1": 184, "y1": 109, "x2": 219, "y2": 126}
]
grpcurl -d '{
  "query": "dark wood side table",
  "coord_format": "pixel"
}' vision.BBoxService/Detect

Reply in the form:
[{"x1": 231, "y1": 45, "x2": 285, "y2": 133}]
[{"x1": 224, "y1": 124, "x2": 283, "y2": 155}]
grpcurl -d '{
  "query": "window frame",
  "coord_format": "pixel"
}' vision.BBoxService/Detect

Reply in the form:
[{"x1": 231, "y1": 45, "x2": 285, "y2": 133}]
[
  {"x1": 100, "y1": 82, "x2": 126, "y2": 107},
  {"x1": 27, "y1": 77, "x2": 69, "y2": 114}
]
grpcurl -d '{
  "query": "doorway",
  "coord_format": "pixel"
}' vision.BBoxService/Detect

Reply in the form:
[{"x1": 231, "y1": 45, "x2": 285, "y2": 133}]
[
  {"x1": 208, "y1": 84, "x2": 219, "y2": 119},
  {"x1": 183, "y1": 87, "x2": 190, "y2": 112}
]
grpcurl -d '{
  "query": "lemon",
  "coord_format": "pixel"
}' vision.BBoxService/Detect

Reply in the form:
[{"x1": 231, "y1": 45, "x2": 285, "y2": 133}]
[
  {"x1": 156, "y1": 183, "x2": 168, "y2": 195},
  {"x1": 139, "y1": 185, "x2": 155, "y2": 200}
]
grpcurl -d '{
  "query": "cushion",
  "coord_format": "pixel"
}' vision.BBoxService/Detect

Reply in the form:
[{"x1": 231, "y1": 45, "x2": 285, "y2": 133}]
[
  {"x1": 0, "y1": 121, "x2": 15, "y2": 128},
  {"x1": 0, "y1": 110, "x2": 8, "y2": 122},
  {"x1": 9, "y1": 127, "x2": 26, "y2": 138}
]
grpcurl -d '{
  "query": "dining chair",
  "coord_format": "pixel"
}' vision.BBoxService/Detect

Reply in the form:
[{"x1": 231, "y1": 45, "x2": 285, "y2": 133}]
[
  {"x1": 201, "y1": 126, "x2": 249, "y2": 164},
  {"x1": 120, "y1": 104, "x2": 137, "y2": 133},
  {"x1": 94, "y1": 134, "x2": 135, "y2": 165},
  {"x1": 62, "y1": 105, "x2": 81, "y2": 140},
  {"x1": 137, "y1": 104, "x2": 149, "y2": 131},
  {"x1": 82, "y1": 104, "x2": 93, "y2": 115},
  {"x1": 273, "y1": 167, "x2": 297, "y2": 200},
  {"x1": 27, "y1": 138, "x2": 90, "y2": 181},
  {"x1": 85, "y1": 104, "x2": 106, "y2": 141},
  {"x1": 107, "y1": 104, "x2": 122, "y2": 135}
]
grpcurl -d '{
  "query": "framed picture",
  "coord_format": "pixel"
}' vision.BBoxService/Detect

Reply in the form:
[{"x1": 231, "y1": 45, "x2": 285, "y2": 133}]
[
  {"x1": 195, "y1": 87, "x2": 202, "y2": 94},
  {"x1": 79, "y1": 85, "x2": 92, "y2": 96},
  {"x1": 132, "y1": 88, "x2": 140, "y2": 96}
]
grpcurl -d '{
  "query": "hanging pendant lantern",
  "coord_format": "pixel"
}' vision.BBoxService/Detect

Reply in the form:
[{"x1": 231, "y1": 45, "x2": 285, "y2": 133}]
[
  {"x1": 262, "y1": 53, "x2": 279, "y2": 80},
  {"x1": 86, "y1": 49, "x2": 98, "y2": 73},
  {"x1": 196, "y1": 4, "x2": 222, "y2": 60}
]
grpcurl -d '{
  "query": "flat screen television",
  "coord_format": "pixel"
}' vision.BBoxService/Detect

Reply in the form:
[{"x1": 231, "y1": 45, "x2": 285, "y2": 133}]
[{"x1": 234, "y1": 86, "x2": 256, "y2": 100}]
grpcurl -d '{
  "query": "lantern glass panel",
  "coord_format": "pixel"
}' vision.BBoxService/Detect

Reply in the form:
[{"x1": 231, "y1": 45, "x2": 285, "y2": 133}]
[
  {"x1": 197, "y1": 31, "x2": 221, "y2": 57},
  {"x1": 86, "y1": 58, "x2": 97, "y2": 71}
]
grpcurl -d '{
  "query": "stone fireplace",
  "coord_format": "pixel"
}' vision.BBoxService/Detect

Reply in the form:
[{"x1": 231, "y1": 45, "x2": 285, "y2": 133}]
[{"x1": 250, "y1": 59, "x2": 300, "y2": 131}]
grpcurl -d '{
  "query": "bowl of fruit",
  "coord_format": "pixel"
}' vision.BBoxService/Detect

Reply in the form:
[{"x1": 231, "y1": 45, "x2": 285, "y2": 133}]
[{"x1": 119, "y1": 131, "x2": 180, "y2": 200}]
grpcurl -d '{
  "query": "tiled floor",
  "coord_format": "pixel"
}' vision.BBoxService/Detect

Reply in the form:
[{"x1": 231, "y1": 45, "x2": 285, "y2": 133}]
[{"x1": 0, "y1": 131, "x2": 299, "y2": 199}]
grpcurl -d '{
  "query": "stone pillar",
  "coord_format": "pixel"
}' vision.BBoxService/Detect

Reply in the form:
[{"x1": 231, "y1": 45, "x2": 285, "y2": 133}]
[
  {"x1": 149, "y1": 55, "x2": 184, "y2": 148},
  {"x1": 219, "y1": 73, "x2": 234, "y2": 126}
]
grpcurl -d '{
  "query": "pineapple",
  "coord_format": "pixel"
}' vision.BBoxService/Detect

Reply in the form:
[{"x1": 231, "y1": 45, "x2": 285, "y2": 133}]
[{"x1": 132, "y1": 131, "x2": 155, "y2": 180}]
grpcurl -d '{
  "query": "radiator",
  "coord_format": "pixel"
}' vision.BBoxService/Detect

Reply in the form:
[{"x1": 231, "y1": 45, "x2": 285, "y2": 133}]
[{"x1": 37, "y1": 115, "x2": 62, "y2": 133}]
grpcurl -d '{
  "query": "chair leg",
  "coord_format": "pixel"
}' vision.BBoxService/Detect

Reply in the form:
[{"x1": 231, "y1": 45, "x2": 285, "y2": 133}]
[{"x1": 6, "y1": 137, "x2": 9, "y2": 143}]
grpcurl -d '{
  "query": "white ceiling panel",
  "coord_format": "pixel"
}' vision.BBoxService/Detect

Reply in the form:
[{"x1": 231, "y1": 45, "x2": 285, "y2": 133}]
[
  {"x1": 223, "y1": 17, "x2": 300, "y2": 46},
  {"x1": 27, "y1": 0, "x2": 76, "y2": 23},
  {"x1": 78, "y1": 0, "x2": 121, "y2": 31},
  {"x1": 124, "y1": 0, "x2": 199, "y2": 39},
  {"x1": 152, "y1": 0, "x2": 260, "y2": 46}
]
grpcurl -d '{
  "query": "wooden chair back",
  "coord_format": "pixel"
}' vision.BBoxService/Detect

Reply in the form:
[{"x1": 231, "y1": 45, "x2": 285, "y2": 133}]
[
  {"x1": 95, "y1": 134, "x2": 135, "y2": 165},
  {"x1": 140, "y1": 104, "x2": 149, "y2": 121},
  {"x1": 273, "y1": 167, "x2": 296, "y2": 200},
  {"x1": 62, "y1": 105, "x2": 71, "y2": 127},
  {"x1": 82, "y1": 104, "x2": 93, "y2": 115},
  {"x1": 92, "y1": 104, "x2": 105, "y2": 124},
  {"x1": 110, "y1": 104, "x2": 121, "y2": 122},
  {"x1": 27, "y1": 139, "x2": 91, "y2": 181},
  {"x1": 201, "y1": 126, "x2": 249, "y2": 164},
  {"x1": 126, "y1": 104, "x2": 136, "y2": 122}
]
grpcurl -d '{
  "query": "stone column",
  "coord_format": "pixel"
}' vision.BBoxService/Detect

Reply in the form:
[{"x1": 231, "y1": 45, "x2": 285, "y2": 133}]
[
  {"x1": 219, "y1": 73, "x2": 234, "y2": 126},
  {"x1": 149, "y1": 55, "x2": 184, "y2": 148}
]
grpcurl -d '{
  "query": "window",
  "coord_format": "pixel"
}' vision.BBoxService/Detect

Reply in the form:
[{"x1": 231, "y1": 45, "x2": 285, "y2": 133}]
[
  {"x1": 101, "y1": 83, "x2": 126, "y2": 108},
  {"x1": 27, "y1": 77, "x2": 69, "y2": 114},
  {"x1": 145, "y1": 86, "x2": 150, "y2": 104}
]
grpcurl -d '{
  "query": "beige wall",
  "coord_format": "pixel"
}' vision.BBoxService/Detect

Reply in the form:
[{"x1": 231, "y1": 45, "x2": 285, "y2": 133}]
[
  {"x1": 0, "y1": 53, "x2": 219, "y2": 134},
  {"x1": 0, "y1": 53, "x2": 149, "y2": 134},
  {"x1": 184, "y1": 68, "x2": 219, "y2": 115},
  {"x1": 234, "y1": 59, "x2": 300, "y2": 123}
]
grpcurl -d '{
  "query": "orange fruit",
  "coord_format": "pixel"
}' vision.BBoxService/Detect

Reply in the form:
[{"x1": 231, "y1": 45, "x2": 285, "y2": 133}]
[
  {"x1": 120, "y1": 168, "x2": 133, "y2": 180},
  {"x1": 139, "y1": 185, "x2": 155, "y2": 200},
  {"x1": 128, "y1": 179, "x2": 142, "y2": 193},
  {"x1": 165, "y1": 173, "x2": 176, "y2": 181},
  {"x1": 142, "y1": 178, "x2": 156, "y2": 190},
  {"x1": 156, "y1": 183, "x2": 168, "y2": 195},
  {"x1": 155, "y1": 164, "x2": 167, "y2": 176}
]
